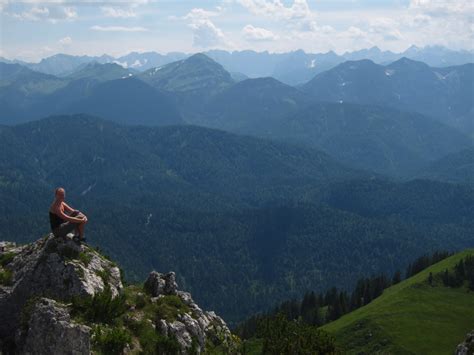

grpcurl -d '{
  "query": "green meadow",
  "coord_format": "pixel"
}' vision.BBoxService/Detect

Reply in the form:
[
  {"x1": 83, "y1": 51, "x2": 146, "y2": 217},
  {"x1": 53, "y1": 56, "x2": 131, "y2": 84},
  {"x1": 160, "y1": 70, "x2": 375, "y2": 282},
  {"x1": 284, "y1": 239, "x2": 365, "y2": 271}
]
[{"x1": 322, "y1": 249, "x2": 474, "y2": 354}]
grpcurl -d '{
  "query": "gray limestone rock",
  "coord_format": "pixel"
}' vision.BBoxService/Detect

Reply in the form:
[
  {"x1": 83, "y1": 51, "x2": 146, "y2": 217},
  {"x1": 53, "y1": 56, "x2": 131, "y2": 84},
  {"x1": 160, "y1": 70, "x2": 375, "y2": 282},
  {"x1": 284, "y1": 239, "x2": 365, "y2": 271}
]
[
  {"x1": 0, "y1": 234, "x2": 122, "y2": 341},
  {"x1": 17, "y1": 298, "x2": 91, "y2": 355},
  {"x1": 144, "y1": 271, "x2": 178, "y2": 297},
  {"x1": 455, "y1": 330, "x2": 474, "y2": 355}
]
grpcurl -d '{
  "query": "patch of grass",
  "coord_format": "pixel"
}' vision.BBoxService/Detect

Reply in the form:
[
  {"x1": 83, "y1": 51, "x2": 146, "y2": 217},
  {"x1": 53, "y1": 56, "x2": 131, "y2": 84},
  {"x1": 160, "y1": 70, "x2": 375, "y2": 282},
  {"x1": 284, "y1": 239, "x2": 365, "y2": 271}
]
[
  {"x1": 155, "y1": 295, "x2": 190, "y2": 323},
  {"x1": 127, "y1": 319, "x2": 160, "y2": 354},
  {"x1": 155, "y1": 333, "x2": 181, "y2": 355},
  {"x1": 92, "y1": 325, "x2": 131, "y2": 355},
  {"x1": 71, "y1": 286, "x2": 127, "y2": 324},
  {"x1": 78, "y1": 252, "x2": 93, "y2": 266},
  {"x1": 19, "y1": 297, "x2": 40, "y2": 330},
  {"x1": 0, "y1": 252, "x2": 16, "y2": 267},
  {"x1": 96, "y1": 269, "x2": 111, "y2": 284},
  {"x1": 0, "y1": 268, "x2": 13, "y2": 285},
  {"x1": 322, "y1": 249, "x2": 474, "y2": 355}
]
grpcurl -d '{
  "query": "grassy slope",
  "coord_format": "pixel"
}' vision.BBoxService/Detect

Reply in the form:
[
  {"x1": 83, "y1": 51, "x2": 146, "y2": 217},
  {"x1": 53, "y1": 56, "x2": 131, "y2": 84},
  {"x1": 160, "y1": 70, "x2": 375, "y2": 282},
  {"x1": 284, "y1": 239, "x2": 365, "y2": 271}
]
[{"x1": 322, "y1": 249, "x2": 474, "y2": 354}]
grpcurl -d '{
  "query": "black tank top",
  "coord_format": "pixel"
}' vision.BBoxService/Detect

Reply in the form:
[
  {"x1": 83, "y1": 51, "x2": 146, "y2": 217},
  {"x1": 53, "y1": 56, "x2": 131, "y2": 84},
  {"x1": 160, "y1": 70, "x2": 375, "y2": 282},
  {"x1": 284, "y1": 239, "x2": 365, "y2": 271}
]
[{"x1": 49, "y1": 212, "x2": 65, "y2": 230}]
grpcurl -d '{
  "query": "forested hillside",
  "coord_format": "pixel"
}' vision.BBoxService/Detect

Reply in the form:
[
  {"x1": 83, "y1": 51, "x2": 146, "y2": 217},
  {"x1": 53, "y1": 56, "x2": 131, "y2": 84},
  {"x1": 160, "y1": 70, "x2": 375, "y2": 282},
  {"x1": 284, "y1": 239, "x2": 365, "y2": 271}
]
[{"x1": 1, "y1": 115, "x2": 473, "y2": 323}]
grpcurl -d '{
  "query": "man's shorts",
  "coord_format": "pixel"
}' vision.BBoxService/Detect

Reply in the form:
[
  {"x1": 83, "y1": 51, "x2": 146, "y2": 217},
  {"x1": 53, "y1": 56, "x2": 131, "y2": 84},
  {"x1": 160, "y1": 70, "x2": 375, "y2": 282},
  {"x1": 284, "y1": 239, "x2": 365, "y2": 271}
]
[{"x1": 53, "y1": 211, "x2": 80, "y2": 238}]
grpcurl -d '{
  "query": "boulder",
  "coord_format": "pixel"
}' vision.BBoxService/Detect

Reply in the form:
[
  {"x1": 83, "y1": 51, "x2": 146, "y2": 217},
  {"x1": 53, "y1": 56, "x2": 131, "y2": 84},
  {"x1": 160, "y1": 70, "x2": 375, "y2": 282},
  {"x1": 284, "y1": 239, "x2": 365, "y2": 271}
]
[
  {"x1": 16, "y1": 298, "x2": 91, "y2": 355},
  {"x1": 144, "y1": 271, "x2": 178, "y2": 297},
  {"x1": 0, "y1": 234, "x2": 122, "y2": 342}
]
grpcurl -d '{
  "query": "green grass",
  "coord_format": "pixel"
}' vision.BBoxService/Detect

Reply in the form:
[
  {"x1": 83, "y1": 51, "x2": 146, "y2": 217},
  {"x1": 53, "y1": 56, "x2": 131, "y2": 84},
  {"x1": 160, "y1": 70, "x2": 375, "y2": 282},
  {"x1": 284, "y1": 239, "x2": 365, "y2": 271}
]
[
  {"x1": 0, "y1": 268, "x2": 13, "y2": 285},
  {"x1": 322, "y1": 249, "x2": 474, "y2": 354},
  {"x1": 0, "y1": 252, "x2": 16, "y2": 267}
]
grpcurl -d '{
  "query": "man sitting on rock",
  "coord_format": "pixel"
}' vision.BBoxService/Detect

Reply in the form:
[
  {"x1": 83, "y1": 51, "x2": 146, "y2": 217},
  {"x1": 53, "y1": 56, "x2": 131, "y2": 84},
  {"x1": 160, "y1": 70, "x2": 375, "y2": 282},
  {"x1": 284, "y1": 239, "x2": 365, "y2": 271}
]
[{"x1": 49, "y1": 187, "x2": 88, "y2": 242}]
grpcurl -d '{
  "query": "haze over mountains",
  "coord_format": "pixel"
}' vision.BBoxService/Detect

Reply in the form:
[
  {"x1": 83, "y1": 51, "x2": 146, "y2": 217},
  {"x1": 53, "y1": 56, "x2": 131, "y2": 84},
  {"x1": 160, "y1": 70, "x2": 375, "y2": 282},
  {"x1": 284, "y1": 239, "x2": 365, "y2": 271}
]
[
  {"x1": 1, "y1": 49, "x2": 472, "y2": 177},
  {"x1": 1, "y1": 43, "x2": 473, "y2": 326},
  {"x1": 2, "y1": 45, "x2": 472, "y2": 85}
]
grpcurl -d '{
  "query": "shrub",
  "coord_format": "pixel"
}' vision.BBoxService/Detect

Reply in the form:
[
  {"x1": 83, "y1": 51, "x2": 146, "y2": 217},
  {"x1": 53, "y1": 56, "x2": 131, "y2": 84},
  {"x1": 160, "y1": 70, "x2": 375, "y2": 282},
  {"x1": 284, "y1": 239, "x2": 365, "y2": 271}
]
[
  {"x1": 155, "y1": 295, "x2": 190, "y2": 322},
  {"x1": 93, "y1": 325, "x2": 131, "y2": 355},
  {"x1": 72, "y1": 286, "x2": 127, "y2": 324},
  {"x1": 156, "y1": 333, "x2": 181, "y2": 355},
  {"x1": 0, "y1": 268, "x2": 13, "y2": 285},
  {"x1": 0, "y1": 252, "x2": 16, "y2": 267},
  {"x1": 78, "y1": 252, "x2": 93, "y2": 266}
]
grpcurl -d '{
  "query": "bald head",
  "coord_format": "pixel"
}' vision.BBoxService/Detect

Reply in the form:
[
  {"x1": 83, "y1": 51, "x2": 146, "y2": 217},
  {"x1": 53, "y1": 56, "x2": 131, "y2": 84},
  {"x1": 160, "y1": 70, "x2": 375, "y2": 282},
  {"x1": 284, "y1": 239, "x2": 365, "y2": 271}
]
[{"x1": 55, "y1": 187, "x2": 65, "y2": 201}]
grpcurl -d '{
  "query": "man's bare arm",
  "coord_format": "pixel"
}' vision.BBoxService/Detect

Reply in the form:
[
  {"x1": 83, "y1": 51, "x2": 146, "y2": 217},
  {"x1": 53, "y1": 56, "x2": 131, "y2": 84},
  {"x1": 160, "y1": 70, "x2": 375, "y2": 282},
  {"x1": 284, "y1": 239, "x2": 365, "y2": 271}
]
[
  {"x1": 62, "y1": 202, "x2": 76, "y2": 214},
  {"x1": 56, "y1": 207, "x2": 85, "y2": 224}
]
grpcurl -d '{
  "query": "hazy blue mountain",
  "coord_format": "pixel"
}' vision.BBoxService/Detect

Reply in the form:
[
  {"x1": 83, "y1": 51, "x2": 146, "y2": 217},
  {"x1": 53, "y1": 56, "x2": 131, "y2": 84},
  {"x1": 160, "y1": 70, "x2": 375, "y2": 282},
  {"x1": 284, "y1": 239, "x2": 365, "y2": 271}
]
[
  {"x1": 25, "y1": 53, "x2": 114, "y2": 76},
  {"x1": 343, "y1": 46, "x2": 399, "y2": 63},
  {"x1": 0, "y1": 62, "x2": 66, "y2": 94},
  {"x1": 0, "y1": 63, "x2": 68, "y2": 123},
  {"x1": 5, "y1": 45, "x2": 471, "y2": 85},
  {"x1": 60, "y1": 78, "x2": 183, "y2": 126},
  {"x1": 402, "y1": 45, "x2": 474, "y2": 67},
  {"x1": 301, "y1": 58, "x2": 474, "y2": 132},
  {"x1": 0, "y1": 61, "x2": 182, "y2": 126},
  {"x1": 416, "y1": 148, "x2": 474, "y2": 184},
  {"x1": 138, "y1": 53, "x2": 235, "y2": 119},
  {"x1": 271, "y1": 50, "x2": 345, "y2": 85},
  {"x1": 205, "y1": 49, "x2": 285, "y2": 78},
  {"x1": 139, "y1": 53, "x2": 234, "y2": 93},
  {"x1": 65, "y1": 62, "x2": 132, "y2": 81},
  {"x1": 199, "y1": 77, "x2": 311, "y2": 130},
  {"x1": 262, "y1": 102, "x2": 472, "y2": 177},
  {"x1": 230, "y1": 72, "x2": 249, "y2": 82},
  {"x1": 114, "y1": 51, "x2": 188, "y2": 71}
]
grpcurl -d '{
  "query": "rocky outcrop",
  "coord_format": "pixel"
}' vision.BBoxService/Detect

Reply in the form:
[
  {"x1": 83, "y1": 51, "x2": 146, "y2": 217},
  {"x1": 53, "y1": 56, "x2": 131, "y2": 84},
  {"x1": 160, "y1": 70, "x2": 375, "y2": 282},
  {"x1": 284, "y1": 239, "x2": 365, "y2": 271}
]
[
  {"x1": 16, "y1": 298, "x2": 91, "y2": 355},
  {"x1": 145, "y1": 271, "x2": 236, "y2": 353},
  {"x1": 455, "y1": 330, "x2": 474, "y2": 355},
  {"x1": 0, "y1": 234, "x2": 122, "y2": 353},
  {"x1": 0, "y1": 235, "x2": 239, "y2": 354}
]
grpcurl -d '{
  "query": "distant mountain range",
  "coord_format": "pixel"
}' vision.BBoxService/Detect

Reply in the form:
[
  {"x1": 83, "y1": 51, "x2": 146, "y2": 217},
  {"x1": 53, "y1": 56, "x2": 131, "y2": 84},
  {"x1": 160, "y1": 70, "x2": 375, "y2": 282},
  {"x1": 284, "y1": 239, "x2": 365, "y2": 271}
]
[
  {"x1": 2, "y1": 45, "x2": 472, "y2": 85},
  {"x1": 301, "y1": 58, "x2": 474, "y2": 132},
  {"x1": 1, "y1": 53, "x2": 472, "y2": 177}
]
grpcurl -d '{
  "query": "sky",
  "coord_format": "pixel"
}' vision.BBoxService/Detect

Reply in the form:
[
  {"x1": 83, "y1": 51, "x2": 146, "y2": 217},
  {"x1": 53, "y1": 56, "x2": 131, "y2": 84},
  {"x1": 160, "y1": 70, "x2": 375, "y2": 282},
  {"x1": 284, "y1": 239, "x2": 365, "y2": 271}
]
[{"x1": 1, "y1": 0, "x2": 473, "y2": 62}]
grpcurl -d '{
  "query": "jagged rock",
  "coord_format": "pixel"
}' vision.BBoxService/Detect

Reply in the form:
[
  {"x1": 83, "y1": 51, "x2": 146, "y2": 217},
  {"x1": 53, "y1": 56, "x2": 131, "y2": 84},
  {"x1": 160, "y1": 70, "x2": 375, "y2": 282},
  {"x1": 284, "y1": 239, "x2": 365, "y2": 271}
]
[
  {"x1": 455, "y1": 330, "x2": 474, "y2": 355},
  {"x1": 0, "y1": 234, "x2": 122, "y2": 343},
  {"x1": 147, "y1": 272, "x2": 236, "y2": 353},
  {"x1": 144, "y1": 271, "x2": 178, "y2": 297},
  {"x1": 0, "y1": 237, "x2": 238, "y2": 355},
  {"x1": 16, "y1": 298, "x2": 91, "y2": 355}
]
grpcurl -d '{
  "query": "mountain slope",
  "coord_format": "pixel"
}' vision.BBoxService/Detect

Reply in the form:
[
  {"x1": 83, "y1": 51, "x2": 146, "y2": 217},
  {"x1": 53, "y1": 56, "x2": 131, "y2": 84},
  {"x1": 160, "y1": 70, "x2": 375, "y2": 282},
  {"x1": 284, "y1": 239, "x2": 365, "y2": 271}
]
[
  {"x1": 302, "y1": 58, "x2": 474, "y2": 131},
  {"x1": 65, "y1": 62, "x2": 132, "y2": 82},
  {"x1": 199, "y1": 77, "x2": 311, "y2": 131},
  {"x1": 1, "y1": 115, "x2": 473, "y2": 324},
  {"x1": 61, "y1": 78, "x2": 183, "y2": 126},
  {"x1": 138, "y1": 53, "x2": 233, "y2": 94},
  {"x1": 138, "y1": 53, "x2": 235, "y2": 120},
  {"x1": 322, "y1": 250, "x2": 474, "y2": 354},
  {"x1": 265, "y1": 102, "x2": 472, "y2": 177},
  {"x1": 416, "y1": 148, "x2": 474, "y2": 184}
]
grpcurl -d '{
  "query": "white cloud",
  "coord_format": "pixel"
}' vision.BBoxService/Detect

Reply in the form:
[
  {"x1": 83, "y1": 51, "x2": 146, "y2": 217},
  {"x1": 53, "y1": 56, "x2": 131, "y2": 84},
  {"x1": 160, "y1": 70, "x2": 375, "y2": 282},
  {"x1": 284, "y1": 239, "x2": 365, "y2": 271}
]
[
  {"x1": 90, "y1": 25, "x2": 148, "y2": 32},
  {"x1": 242, "y1": 25, "x2": 278, "y2": 41},
  {"x1": 11, "y1": 5, "x2": 77, "y2": 22},
  {"x1": 58, "y1": 36, "x2": 72, "y2": 45},
  {"x1": 100, "y1": 6, "x2": 136, "y2": 18},
  {"x1": 189, "y1": 19, "x2": 226, "y2": 47},
  {"x1": 183, "y1": 8, "x2": 219, "y2": 20},
  {"x1": 368, "y1": 18, "x2": 403, "y2": 41},
  {"x1": 409, "y1": 0, "x2": 473, "y2": 17},
  {"x1": 238, "y1": 0, "x2": 317, "y2": 31}
]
